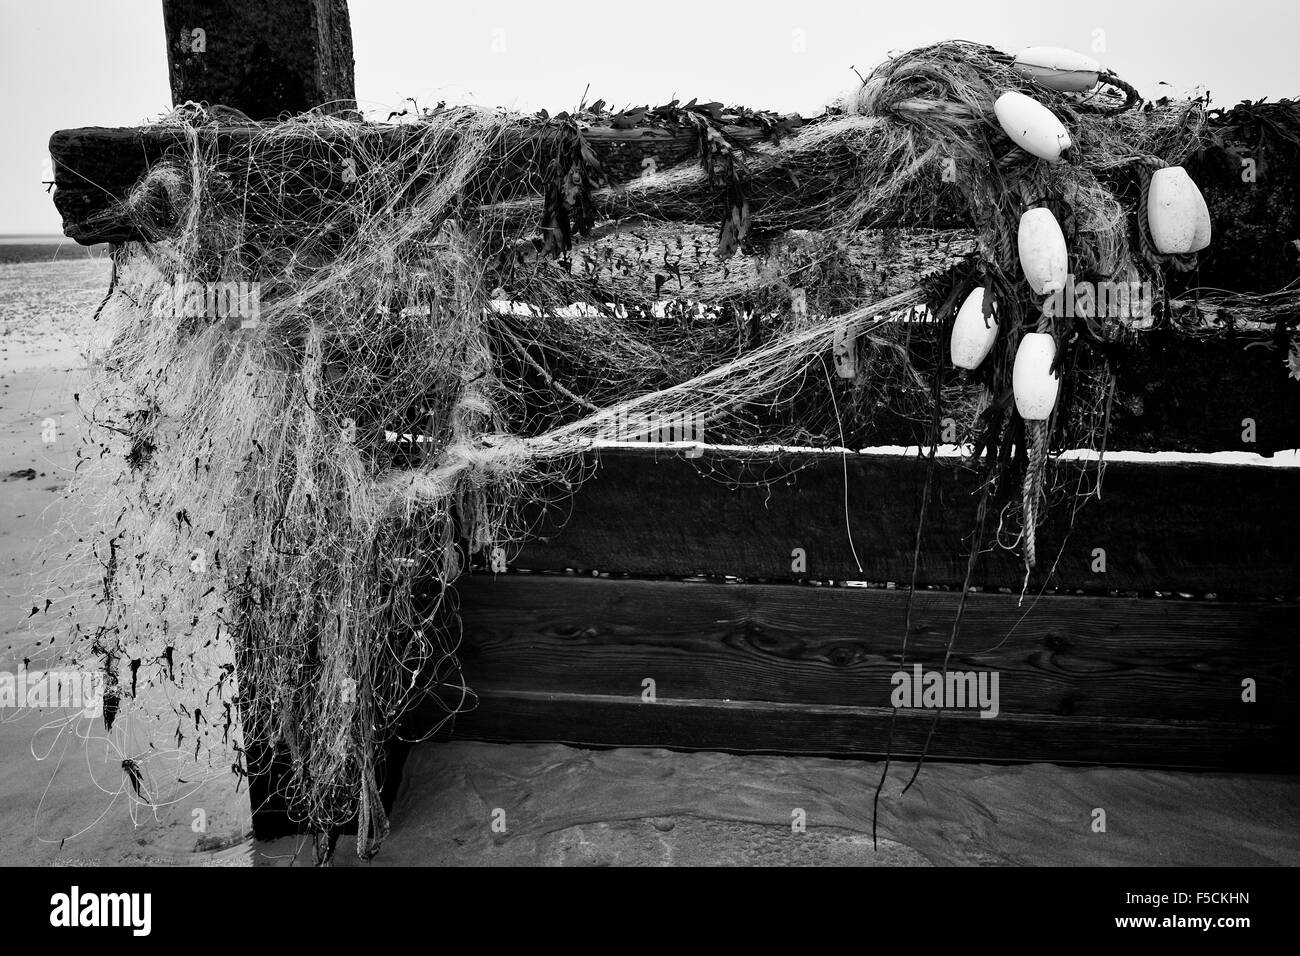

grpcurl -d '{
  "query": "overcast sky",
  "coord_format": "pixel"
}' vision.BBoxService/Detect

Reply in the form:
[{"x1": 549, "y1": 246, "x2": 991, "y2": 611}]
[{"x1": 2, "y1": 0, "x2": 1297, "y2": 235}]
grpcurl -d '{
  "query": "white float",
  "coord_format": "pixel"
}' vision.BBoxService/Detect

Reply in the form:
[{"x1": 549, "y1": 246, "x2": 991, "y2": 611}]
[
  {"x1": 950, "y1": 287, "x2": 999, "y2": 370},
  {"x1": 994, "y1": 91, "x2": 1072, "y2": 162},
  {"x1": 1013, "y1": 47, "x2": 1102, "y2": 93},
  {"x1": 1013, "y1": 332, "x2": 1059, "y2": 421},
  {"x1": 1017, "y1": 208, "x2": 1069, "y2": 295},
  {"x1": 1148, "y1": 166, "x2": 1212, "y2": 254}
]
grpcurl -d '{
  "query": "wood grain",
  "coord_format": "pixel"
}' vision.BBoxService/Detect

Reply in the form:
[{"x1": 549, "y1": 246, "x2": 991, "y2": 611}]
[
  {"x1": 451, "y1": 576, "x2": 1296, "y2": 724},
  {"x1": 395, "y1": 575, "x2": 1300, "y2": 771}
]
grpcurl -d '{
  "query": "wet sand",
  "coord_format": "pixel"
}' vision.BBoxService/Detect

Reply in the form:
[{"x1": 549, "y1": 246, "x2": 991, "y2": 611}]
[{"x1": 0, "y1": 254, "x2": 251, "y2": 866}]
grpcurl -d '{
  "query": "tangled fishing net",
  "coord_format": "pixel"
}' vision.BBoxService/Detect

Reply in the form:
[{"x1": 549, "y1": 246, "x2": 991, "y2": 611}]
[{"x1": 55, "y1": 40, "x2": 1249, "y2": 859}]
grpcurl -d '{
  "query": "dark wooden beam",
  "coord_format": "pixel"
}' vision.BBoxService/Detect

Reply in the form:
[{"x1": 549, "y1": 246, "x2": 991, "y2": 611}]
[
  {"x1": 45, "y1": 100, "x2": 1300, "y2": 301},
  {"x1": 1103, "y1": 328, "x2": 1300, "y2": 456},
  {"x1": 47, "y1": 119, "x2": 881, "y2": 245},
  {"x1": 506, "y1": 448, "x2": 1300, "y2": 596},
  {"x1": 161, "y1": 0, "x2": 355, "y2": 118},
  {"x1": 436, "y1": 577, "x2": 1297, "y2": 770},
  {"x1": 453, "y1": 577, "x2": 1295, "y2": 725}
]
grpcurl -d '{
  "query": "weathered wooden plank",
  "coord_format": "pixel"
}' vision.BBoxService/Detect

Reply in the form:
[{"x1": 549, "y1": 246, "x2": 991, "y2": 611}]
[
  {"x1": 48, "y1": 121, "x2": 817, "y2": 245},
  {"x1": 507, "y1": 449, "x2": 1300, "y2": 596},
  {"x1": 445, "y1": 689, "x2": 1289, "y2": 771},
  {"x1": 162, "y1": 0, "x2": 355, "y2": 118},
  {"x1": 452, "y1": 577, "x2": 1296, "y2": 725},
  {"x1": 48, "y1": 101, "x2": 1300, "y2": 300}
]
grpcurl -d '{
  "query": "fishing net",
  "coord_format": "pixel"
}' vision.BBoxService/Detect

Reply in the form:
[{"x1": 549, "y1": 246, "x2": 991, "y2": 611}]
[{"x1": 51, "y1": 40, "x2": 1231, "y2": 858}]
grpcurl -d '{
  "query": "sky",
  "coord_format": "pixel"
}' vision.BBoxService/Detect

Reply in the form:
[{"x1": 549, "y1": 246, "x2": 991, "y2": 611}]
[{"x1": 2, "y1": 0, "x2": 1297, "y2": 235}]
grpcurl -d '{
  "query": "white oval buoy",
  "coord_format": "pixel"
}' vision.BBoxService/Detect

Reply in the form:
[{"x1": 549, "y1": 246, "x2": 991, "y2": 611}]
[
  {"x1": 1148, "y1": 166, "x2": 1212, "y2": 254},
  {"x1": 1013, "y1": 47, "x2": 1102, "y2": 93},
  {"x1": 994, "y1": 91, "x2": 1072, "y2": 163},
  {"x1": 950, "y1": 287, "x2": 998, "y2": 370},
  {"x1": 1017, "y1": 208, "x2": 1068, "y2": 295},
  {"x1": 1013, "y1": 332, "x2": 1059, "y2": 421}
]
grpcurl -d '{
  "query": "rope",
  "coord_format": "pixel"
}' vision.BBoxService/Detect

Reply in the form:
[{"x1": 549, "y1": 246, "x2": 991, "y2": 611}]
[
  {"x1": 1023, "y1": 419, "x2": 1048, "y2": 570},
  {"x1": 1021, "y1": 301, "x2": 1056, "y2": 570},
  {"x1": 355, "y1": 761, "x2": 389, "y2": 861},
  {"x1": 1087, "y1": 71, "x2": 1142, "y2": 115}
]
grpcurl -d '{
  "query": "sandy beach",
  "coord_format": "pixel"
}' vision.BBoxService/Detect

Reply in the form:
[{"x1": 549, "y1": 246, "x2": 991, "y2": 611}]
[
  {"x1": 256, "y1": 740, "x2": 1300, "y2": 866},
  {"x1": 0, "y1": 247, "x2": 251, "y2": 866}
]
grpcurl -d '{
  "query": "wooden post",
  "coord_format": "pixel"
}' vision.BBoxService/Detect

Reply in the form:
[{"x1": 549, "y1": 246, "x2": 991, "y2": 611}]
[
  {"x1": 161, "y1": 0, "x2": 355, "y2": 118},
  {"x1": 157, "y1": 0, "x2": 357, "y2": 841}
]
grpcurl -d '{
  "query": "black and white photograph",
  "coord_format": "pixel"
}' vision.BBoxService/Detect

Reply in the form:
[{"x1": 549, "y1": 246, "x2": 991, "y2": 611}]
[{"x1": 0, "y1": 0, "x2": 1295, "y2": 928}]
